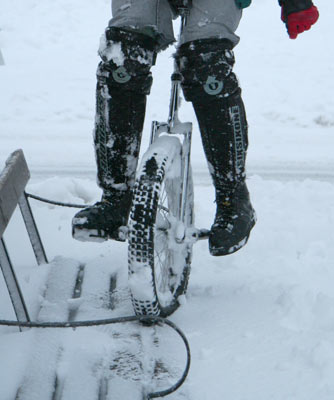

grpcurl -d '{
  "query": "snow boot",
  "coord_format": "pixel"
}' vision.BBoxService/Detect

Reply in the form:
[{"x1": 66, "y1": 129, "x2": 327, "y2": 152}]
[
  {"x1": 72, "y1": 191, "x2": 132, "y2": 242},
  {"x1": 72, "y1": 28, "x2": 157, "y2": 242},
  {"x1": 210, "y1": 181, "x2": 256, "y2": 255},
  {"x1": 176, "y1": 38, "x2": 256, "y2": 255}
]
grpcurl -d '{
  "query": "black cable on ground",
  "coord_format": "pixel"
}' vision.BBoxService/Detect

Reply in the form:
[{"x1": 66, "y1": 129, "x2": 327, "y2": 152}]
[
  {"x1": 26, "y1": 192, "x2": 90, "y2": 208},
  {"x1": 0, "y1": 315, "x2": 190, "y2": 399}
]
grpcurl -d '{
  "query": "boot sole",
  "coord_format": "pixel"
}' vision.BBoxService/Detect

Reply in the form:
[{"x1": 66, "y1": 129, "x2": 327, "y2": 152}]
[
  {"x1": 72, "y1": 226, "x2": 127, "y2": 243},
  {"x1": 209, "y1": 217, "x2": 256, "y2": 257},
  {"x1": 209, "y1": 233, "x2": 250, "y2": 256}
]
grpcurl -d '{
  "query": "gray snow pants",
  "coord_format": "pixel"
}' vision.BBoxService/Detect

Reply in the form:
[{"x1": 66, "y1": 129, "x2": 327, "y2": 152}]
[{"x1": 109, "y1": 0, "x2": 242, "y2": 49}]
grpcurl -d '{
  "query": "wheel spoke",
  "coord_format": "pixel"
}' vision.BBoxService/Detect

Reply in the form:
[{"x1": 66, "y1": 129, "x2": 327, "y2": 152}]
[
  {"x1": 154, "y1": 228, "x2": 170, "y2": 294},
  {"x1": 154, "y1": 182, "x2": 177, "y2": 299},
  {"x1": 161, "y1": 186, "x2": 167, "y2": 205}
]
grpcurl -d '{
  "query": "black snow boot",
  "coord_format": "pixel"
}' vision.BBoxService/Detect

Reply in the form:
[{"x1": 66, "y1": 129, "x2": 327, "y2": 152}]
[
  {"x1": 176, "y1": 39, "x2": 256, "y2": 255},
  {"x1": 72, "y1": 28, "x2": 157, "y2": 242},
  {"x1": 210, "y1": 182, "x2": 256, "y2": 255},
  {"x1": 72, "y1": 191, "x2": 132, "y2": 242}
]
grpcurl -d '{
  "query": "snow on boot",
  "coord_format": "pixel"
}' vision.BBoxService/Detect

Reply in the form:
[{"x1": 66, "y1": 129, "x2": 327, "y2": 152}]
[
  {"x1": 72, "y1": 192, "x2": 132, "y2": 242},
  {"x1": 176, "y1": 38, "x2": 256, "y2": 255},
  {"x1": 72, "y1": 28, "x2": 157, "y2": 242},
  {"x1": 210, "y1": 182, "x2": 256, "y2": 255},
  {"x1": 95, "y1": 27, "x2": 156, "y2": 194}
]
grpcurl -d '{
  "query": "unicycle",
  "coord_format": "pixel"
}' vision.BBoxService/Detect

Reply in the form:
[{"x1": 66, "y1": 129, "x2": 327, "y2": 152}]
[{"x1": 128, "y1": 2, "x2": 209, "y2": 317}]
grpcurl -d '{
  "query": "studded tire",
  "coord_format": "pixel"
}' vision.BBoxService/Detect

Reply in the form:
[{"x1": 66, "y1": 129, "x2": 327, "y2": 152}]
[{"x1": 128, "y1": 140, "x2": 194, "y2": 317}]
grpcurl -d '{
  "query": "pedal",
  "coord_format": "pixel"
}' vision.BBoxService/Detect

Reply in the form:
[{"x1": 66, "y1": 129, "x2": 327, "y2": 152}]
[{"x1": 183, "y1": 227, "x2": 211, "y2": 242}]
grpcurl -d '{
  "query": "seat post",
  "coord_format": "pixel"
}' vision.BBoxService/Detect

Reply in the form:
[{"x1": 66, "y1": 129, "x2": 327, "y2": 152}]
[{"x1": 167, "y1": 8, "x2": 189, "y2": 130}]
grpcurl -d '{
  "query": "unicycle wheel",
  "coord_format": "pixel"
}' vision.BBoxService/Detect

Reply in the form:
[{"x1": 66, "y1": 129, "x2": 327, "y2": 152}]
[{"x1": 128, "y1": 138, "x2": 194, "y2": 317}]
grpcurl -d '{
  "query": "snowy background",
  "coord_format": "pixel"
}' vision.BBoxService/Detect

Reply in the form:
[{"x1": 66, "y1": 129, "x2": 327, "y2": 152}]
[{"x1": 1, "y1": 0, "x2": 334, "y2": 399}]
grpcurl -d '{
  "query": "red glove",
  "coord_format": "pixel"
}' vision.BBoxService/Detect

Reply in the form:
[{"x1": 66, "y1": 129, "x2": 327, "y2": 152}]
[{"x1": 281, "y1": 5, "x2": 319, "y2": 39}]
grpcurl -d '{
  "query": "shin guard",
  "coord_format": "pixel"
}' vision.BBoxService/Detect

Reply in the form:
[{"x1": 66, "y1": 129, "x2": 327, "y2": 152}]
[
  {"x1": 94, "y1": 28, "x2": 157, "y2": 197},
  {"x1": 175, "y1": 39, "x2": 248, "y2": 197}
]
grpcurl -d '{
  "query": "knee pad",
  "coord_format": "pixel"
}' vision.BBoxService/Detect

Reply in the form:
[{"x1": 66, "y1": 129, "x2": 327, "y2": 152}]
[
  {"x1": 97, "y1": 27, "x2": 157, "y2": 95},
  {"x1": 175, "y1": 39, "x2": 240, "y2": 103}
]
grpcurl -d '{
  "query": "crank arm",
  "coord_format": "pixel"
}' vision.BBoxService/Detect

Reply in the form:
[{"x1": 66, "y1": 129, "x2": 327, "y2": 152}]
[
  {"x1": 181, "y1": 227, "x2": 211, "y2": 243},
  {"x1": 196, "y1": 228, "x2": 211, "y2": 240},
  {"x1": 190, "y1": 228, "x2": 211, "y2": 241}
]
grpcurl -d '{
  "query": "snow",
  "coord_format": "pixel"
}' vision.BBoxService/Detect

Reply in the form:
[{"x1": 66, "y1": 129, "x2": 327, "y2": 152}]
[
  {"x1": 1, "y1": 0, "x2": 334, "y2": 399},
  {"x1": 99, "y1": 38, "x2": 125, "y2": 65}
]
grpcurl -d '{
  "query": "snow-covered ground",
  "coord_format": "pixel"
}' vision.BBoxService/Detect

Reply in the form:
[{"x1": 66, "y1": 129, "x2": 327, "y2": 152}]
[{"x1": 1, "y1": 0, "x2": 334, "y2": 399}]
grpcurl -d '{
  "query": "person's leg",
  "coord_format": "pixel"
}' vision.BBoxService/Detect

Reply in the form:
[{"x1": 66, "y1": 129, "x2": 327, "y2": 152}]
[
  {"x1": 72, "y1": 0, "x2": 175, "y2": 242},
  {"x1": 175, "y1": 0, "x2": 256, "y2": 255},
  {"x1": 110, "y1": 0, "x2": 175, "y2": 50},
  {"x1": 94, "y1": 28, "x2": 156, "y2": 203},
  {"x1": 180, "y1": 0, "x2": 242, "y2": 46}
]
